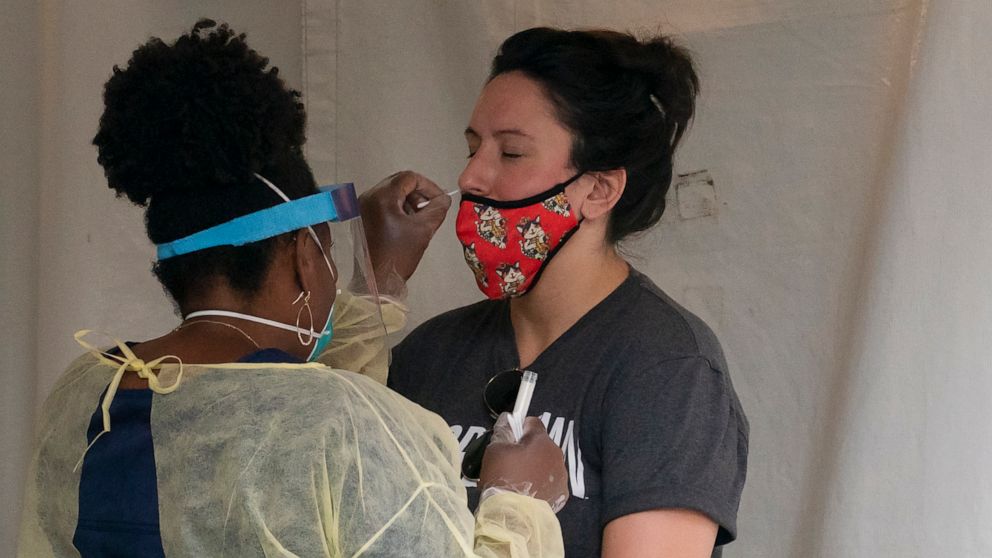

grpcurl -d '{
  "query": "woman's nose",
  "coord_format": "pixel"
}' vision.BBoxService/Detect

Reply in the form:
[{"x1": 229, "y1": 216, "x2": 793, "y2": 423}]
[{"x1": 458, "y1": 150, "x2": 494, "y2": 197}]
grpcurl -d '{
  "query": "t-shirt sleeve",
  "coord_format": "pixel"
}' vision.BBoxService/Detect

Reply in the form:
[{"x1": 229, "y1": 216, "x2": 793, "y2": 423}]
[{"x1": 600, "y1": 355, "x2": 748, "y2": 545}]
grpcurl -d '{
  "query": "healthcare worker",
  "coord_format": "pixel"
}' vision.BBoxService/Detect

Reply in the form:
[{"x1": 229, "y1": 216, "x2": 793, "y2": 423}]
[{"x1": 18, "y1": 20, "x2": 567, "y2": 557}]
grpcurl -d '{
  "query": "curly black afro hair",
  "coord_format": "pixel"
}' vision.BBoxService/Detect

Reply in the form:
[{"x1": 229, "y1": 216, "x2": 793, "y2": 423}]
[{"x1": 93, "y1": 19, "x2": 318, "y2": 308}]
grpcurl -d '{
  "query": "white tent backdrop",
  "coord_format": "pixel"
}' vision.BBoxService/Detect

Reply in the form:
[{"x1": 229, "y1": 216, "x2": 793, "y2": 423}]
[{"x1": 3, "y1": 1, "x2": 990, "y2": 556}]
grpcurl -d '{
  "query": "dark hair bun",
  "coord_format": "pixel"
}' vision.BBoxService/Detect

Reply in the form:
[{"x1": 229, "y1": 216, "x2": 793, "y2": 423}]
[
  {"x1": 606, "y1": 32, "x2": 699, "y2": 147},
  {"x1": 93, "y1": 19, "x2": 306, "y2": 207}
]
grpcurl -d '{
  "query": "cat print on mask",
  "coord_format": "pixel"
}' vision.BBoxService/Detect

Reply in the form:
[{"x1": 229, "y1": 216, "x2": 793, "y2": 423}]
[
  {"x1": 474, "y1": 205, "x2": 508, "y2": 249},
  {"x1": 495, "y1": 262, "x2": 526, "y2": 297},
  {"x1": 516, "y1": 216, "x2": 550, "y2": 260},
  {"x1": 542, "y1": 192, "x2": 571, "y2": 217},
  {"x1": 455, "y1": 171, "x2": 583, "y2": 300},
  {"x1": 462, "y1": 242, "x2": 488, "y2": 288}
]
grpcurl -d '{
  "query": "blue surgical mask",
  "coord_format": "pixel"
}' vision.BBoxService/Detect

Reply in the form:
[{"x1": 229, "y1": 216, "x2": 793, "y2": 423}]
[
  {"x1": 308, "y1": 301, "x2": 335, "y2": 361},
  {"x1": 305, "y1": 238, "x2": 338, "y2": 361}
]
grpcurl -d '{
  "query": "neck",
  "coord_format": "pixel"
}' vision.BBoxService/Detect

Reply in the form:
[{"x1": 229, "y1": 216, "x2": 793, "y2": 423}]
[
  {"x1": 509, "y1": 229, "x2": 629, "y2": 368},
  {"x1": 170, "y1": 283, "x2": 312, "y2": 361}
]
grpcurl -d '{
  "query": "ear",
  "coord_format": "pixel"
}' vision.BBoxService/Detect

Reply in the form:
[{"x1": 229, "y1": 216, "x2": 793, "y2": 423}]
[
  {"x1": 577, "y1": 168, "x2": 626, "y2": 221},
  {"x1": 292, "y1": 231, "x2": 321, "y2": 294}
]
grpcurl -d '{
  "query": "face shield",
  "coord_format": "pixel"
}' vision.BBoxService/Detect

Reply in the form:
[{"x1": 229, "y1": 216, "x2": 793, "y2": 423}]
[
  {"x1": 312, "y1": 184, "x2": 393, "y2": 378},
  {"x1": 154, "y1": 174, "x2": 387, "y2": 368}
]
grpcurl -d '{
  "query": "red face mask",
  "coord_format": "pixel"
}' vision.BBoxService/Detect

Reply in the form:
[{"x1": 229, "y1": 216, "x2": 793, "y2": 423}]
[{"x1": 455, "y1": 173, "x2": 583, "y2": 299}]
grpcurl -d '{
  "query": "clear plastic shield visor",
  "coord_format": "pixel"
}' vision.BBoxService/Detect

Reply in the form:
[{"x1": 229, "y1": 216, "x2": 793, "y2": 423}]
[{"x1": 316, "y1": 183, "x2": 391, "y2": 381}]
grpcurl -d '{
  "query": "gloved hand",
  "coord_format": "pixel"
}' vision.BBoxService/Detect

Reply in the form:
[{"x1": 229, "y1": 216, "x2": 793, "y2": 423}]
[
  {"x1": 359, "y1": 171, "x2": 451, "y2": 288},
  {"x1": 478, "y1": 413, "x2": 570, "y2": 513}
]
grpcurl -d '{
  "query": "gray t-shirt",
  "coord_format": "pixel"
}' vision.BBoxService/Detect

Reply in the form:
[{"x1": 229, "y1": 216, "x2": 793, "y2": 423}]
[{"x1": 389, "y1": 268, "x2": 748, "y2": 557}]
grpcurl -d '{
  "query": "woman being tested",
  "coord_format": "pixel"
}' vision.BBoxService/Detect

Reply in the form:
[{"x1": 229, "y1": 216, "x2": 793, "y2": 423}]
[
  {"x1": 389, "y1": 28, "x2": 748, "y2": 557},
  {"x1": 18, "y1": 21, "x2": 567, "y2": 557}
]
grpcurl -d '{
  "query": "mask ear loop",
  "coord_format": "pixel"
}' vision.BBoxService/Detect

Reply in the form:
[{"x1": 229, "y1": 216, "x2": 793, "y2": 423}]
[
  {"x1": 255, "y1": 173, "x2": 337, "y2": 283},
  {"x1": 314, "y1": 222, "x2": 337, "y2": 283}
]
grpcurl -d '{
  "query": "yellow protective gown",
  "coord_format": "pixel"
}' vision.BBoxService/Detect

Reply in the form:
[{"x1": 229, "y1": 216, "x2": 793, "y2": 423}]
[
  {"x1": 316, "y1": 291, "x2": 407, "y2": 385},
  {"x1": 18, "y1": 297, "x2": 563, "y2": 557}
]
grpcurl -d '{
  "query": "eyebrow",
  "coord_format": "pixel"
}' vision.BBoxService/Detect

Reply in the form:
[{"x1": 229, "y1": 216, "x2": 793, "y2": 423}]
[{"x1": 464, "y1": 127, "x2": 535, "y2": 140}]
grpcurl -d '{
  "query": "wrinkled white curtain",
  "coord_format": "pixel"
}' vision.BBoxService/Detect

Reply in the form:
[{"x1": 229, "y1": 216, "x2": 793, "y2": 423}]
[{"x1": 3, "y1": 1, "x2": 991, "y2": 556}]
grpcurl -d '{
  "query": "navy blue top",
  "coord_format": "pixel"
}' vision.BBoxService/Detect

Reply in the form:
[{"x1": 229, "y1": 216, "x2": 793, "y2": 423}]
[{"x1": 73, "y1": 347, "x2": 301, "y2": 557}]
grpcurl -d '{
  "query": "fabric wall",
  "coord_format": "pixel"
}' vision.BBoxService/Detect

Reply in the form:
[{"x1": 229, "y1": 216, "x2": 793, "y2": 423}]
[
  {"x1": 814, "y1": 2, "x2": 992, "y2": 555},
  {"x1": 1, "y1": 0, "x2": 42, "y2": 551},
  {"x1": 3, "y1": 0, "x2": 990, "y2": 556}
]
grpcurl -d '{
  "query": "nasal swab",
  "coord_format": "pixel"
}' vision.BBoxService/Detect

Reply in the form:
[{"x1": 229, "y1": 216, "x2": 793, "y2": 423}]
[
  {"x1": 415, "y1": 189, "x2": 460, "y2": 209},
  {"x1": 509, "y1": 370, "x2": 538, "y2": 442}
]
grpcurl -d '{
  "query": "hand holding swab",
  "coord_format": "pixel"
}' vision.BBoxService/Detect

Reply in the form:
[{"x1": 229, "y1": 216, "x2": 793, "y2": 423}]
[
  {"x1": 509, "y1": 371, "x2": 537, "y2": 441},
  {"x1": 416, "y1": 189, "x2": 460, "y2": 209}
]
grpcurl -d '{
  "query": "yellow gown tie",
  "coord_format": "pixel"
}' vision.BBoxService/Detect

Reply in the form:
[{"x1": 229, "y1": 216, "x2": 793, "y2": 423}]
[{"x1": 72, "y1": 329, "x2": 184, "y2": 471}]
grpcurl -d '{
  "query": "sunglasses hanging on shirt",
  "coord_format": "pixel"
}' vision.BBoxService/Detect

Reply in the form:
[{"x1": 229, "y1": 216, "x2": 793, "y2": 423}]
[{"x1": 461, "y1": 369, "x2": 527, "y2": 481}]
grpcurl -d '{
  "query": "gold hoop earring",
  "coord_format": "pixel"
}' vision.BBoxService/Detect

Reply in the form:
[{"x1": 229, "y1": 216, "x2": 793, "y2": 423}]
[{"x1": 293, "y1": 290, "x2": 315, "y2": 346}]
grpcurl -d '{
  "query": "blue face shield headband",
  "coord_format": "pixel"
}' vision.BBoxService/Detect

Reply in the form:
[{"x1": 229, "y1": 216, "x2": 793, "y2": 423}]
[
  {"x1": 156, "y1": 180, "x2": 359, "y2": 260},
  {"x1": 157, "y1": 174, "x2": 359, "y2": 361}
]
